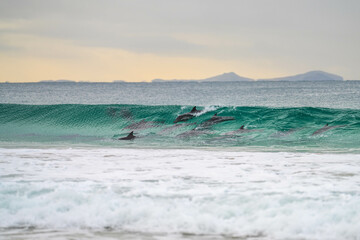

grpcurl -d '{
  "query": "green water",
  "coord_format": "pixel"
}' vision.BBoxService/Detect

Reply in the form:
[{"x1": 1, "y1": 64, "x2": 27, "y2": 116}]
[{"x1": 1, "y1": 104, "x2": 359, "y2": 152}]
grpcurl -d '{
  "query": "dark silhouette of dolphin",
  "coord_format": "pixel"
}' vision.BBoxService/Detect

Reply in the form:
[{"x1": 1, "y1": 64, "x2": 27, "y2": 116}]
[
  {"x1": 118, "y1": 131, "x2": 136, "y2": 140},
  {"x1": 106, "y1": 107, "x2": 133, "y2": 119},
  {"x1": 174, "y1": 106, "x2": 202, "y2": 123},
  {"x1": 198, "y1": 113, "x2": 235, "y2": 128},
  {"x1": 159, "y1": 122, "x2": 197, "y2": 135},
  {"x1": 176, "y1": 128, "x2": 210, "y2": 138},
  {"x1": 124, "y1": 120, "x2": 163, "y2": 130},
  {"x1": 271, "y1": 128, "x2": 304, "y2": 138},
  {"x1": 312, "y1": 124, "x2": 345, "y2": 136}
]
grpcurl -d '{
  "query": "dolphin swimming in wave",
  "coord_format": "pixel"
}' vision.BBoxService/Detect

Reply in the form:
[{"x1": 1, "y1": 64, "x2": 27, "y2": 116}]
[
  {"x1": 311, "y1": 124, "x2": 346, "y2": 136},
  {"x1": 107, "y1": 107, "x2": 133, "y2": 119},
  {"x1": 124, "y1": 120, "x2": 163, "y2": 130},
  {"x1": 159, "y1": 122, "x2": 197, "y2": 135},
  {"x1": 118, "y1": 131, "x2": 136, "y2": 140},
  {"x1": 174, "y1": 106, "x2": 202, "y2": 123},
  {"x1": 198, "y1": 113, "x2": 235, "y2": 128},
  {"x1": 176, "y1": 128, "x2": 211, "y2": 138},
  {"x1": 270, "y1": 128, "x2": 305, "y2": 138}
]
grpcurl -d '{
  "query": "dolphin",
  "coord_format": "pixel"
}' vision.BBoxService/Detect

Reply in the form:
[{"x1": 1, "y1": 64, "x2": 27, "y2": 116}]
[
  {"x1": 106, "y1": 107, "x2": 133, "y2": 119},
  {"x1": 174, "y1": 106, "x2": 202, "y2": 123},
  {"x1": 118, "y1": 131, "x2": 136, "y2": 140},
  {"x1": 312, "y1": 124, "x2": 346, "y2": 136},
  {"x1": 176, "y1": 128, "x2": 210, "y2": 138},
  {"x1": 158, "y1": 122, "x2": 197, "y2": 135},
  {"x1": 119, "y1": 108, "x2": 133, "y2": 119},
  {"x1": 222, "y1": 125, "x2": 260, "y2": 135},
  {"x1": 124, "y1": 120, "x2": 163, "y2": 130},
  {"x1": 107, "y1": 107, "x2": 118, "y2": 117},
  {"x1": 198, "y1": 113, "x2": 235, "y2": 128}
]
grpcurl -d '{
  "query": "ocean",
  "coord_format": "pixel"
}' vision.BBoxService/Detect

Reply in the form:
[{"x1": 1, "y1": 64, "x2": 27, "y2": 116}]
[{"x1": 1, "y1": 81, "x2": 360, "y2": 239}]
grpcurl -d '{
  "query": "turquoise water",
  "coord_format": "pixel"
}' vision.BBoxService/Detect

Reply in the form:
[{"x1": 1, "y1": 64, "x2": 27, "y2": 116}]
[
  {"x1": 1, "y1": 81, "x2": 360, "y2": 151},
  {"x1": 0, "y1": 81, "x2": 360, "y2": 152},
  {"x1": 0, "y1": 103, "x2": 359, "y2": 152}
]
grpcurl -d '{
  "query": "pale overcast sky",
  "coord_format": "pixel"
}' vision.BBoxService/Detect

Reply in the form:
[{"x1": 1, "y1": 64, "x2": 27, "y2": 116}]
[{"x1": 0, "y1": 0, "x2": 359, "y2": 82}]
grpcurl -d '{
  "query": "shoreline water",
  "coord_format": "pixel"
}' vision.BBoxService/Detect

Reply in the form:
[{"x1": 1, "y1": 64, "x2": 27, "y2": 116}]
[
  {"x1": 1, "y1": 144, "x2": 360, "y2": 154},
  {"x1": 0, "y1": 228, "x2": 266, "y2": 240},
  {"x1": 1, "y1": 147, "x2": 360, "y2": 239}
]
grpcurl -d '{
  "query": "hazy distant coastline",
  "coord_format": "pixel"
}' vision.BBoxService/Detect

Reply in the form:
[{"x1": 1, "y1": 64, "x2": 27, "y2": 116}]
[
  {"x1": 2, "y1": 70, "x2": 346, "y2": 83},
  {"x1": 152, "y1": 70, "x2": 343, "y2": 82},
  {"x1": 152, "y1": 72, "x2": 253, "y2": 82},
  {"x1": 257, "y1": 71, "x2": 343, "y2": 82}
]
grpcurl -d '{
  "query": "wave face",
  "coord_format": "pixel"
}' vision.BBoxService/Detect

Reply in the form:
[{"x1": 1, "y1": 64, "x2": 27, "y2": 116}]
[{"x1": 1, "y1": 104, "x2": 359, "y2": 152}]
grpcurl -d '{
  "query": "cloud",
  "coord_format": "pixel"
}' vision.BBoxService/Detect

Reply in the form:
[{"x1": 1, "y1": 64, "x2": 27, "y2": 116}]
[
  {"x1": 0, "y1": 33, "x2": 268, "y2": 82},
  {"x1": 0, "y1": 0, "x2": 360, "y2": 80}
]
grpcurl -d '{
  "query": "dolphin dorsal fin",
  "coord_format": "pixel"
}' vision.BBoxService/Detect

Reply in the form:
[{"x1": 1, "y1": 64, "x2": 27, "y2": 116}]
[
  {"x1": 240, "y1": 125, "x2": 244, "y2": 129},
  {"x1": 213, "y1": 113, "x2": 217, "y2": 116},
  {"x1": 325, "y1": 123, "x2": 329, "y2": 126},
  {"x1": 190, "y1": 106, "x2": 197, "y2": 113},
  {"x1": 128, "y1": 131, "x2": 134, "y2": 137}
]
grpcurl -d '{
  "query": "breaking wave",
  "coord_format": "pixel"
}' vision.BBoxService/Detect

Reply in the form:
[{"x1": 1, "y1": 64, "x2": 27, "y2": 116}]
[{"x1": 0, "y1": 104, "x2": 359, "y2": 151}]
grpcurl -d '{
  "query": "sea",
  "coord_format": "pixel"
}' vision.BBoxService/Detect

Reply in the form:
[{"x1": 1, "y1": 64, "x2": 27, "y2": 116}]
[{"x1": 0, "y1": 81, "x2": 360, "y2": 240}]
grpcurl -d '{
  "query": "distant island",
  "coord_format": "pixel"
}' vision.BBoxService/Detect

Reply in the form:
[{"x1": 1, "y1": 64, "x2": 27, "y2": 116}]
[
  {"x1": 152, "y1": 70, "x2": 343, "y2": 82},
  {"x1": 152, "y1": 72, "x2": 253, "y2": 82},
  {"x1": 257, "y1": 71, "x2": 343, "y2": 81}
]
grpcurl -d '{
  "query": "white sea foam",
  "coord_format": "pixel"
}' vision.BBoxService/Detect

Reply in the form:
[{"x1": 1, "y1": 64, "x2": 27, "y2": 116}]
[
  {"x1": 1, "y1": 148, "x2": 360, "y2": 239},
  {"x1": 199, "y1": 105, "x2": 219, "y2": 115}
]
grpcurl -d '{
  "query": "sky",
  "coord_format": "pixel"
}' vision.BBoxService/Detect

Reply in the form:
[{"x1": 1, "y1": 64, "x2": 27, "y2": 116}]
[{"x1": 0, "y1": 0, "x2": 359, "y2": 82}]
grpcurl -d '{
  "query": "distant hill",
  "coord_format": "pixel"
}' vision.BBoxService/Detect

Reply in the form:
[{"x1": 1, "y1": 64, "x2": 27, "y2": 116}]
[
  {"x1": 33, "y1": 70, "x2": 343, "y2": 83},
  {"x1": 152, "y1": 72, "x2": 254, "y2": 82},
  {"x1": 152, "y1": 71, "x2": 343, "y2": 83},
  {"x1": 257, "y1": 71, "x2": 343, "y2": 81}
]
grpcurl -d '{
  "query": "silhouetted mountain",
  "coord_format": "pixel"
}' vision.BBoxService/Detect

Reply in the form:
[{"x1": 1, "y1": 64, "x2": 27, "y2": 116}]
[
  {"x1": 152, "y1": 72, "x2": 253, "y2": 82},
  {"x1": 257, "y1": 71, "x2": 343, "y2": 81}
]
